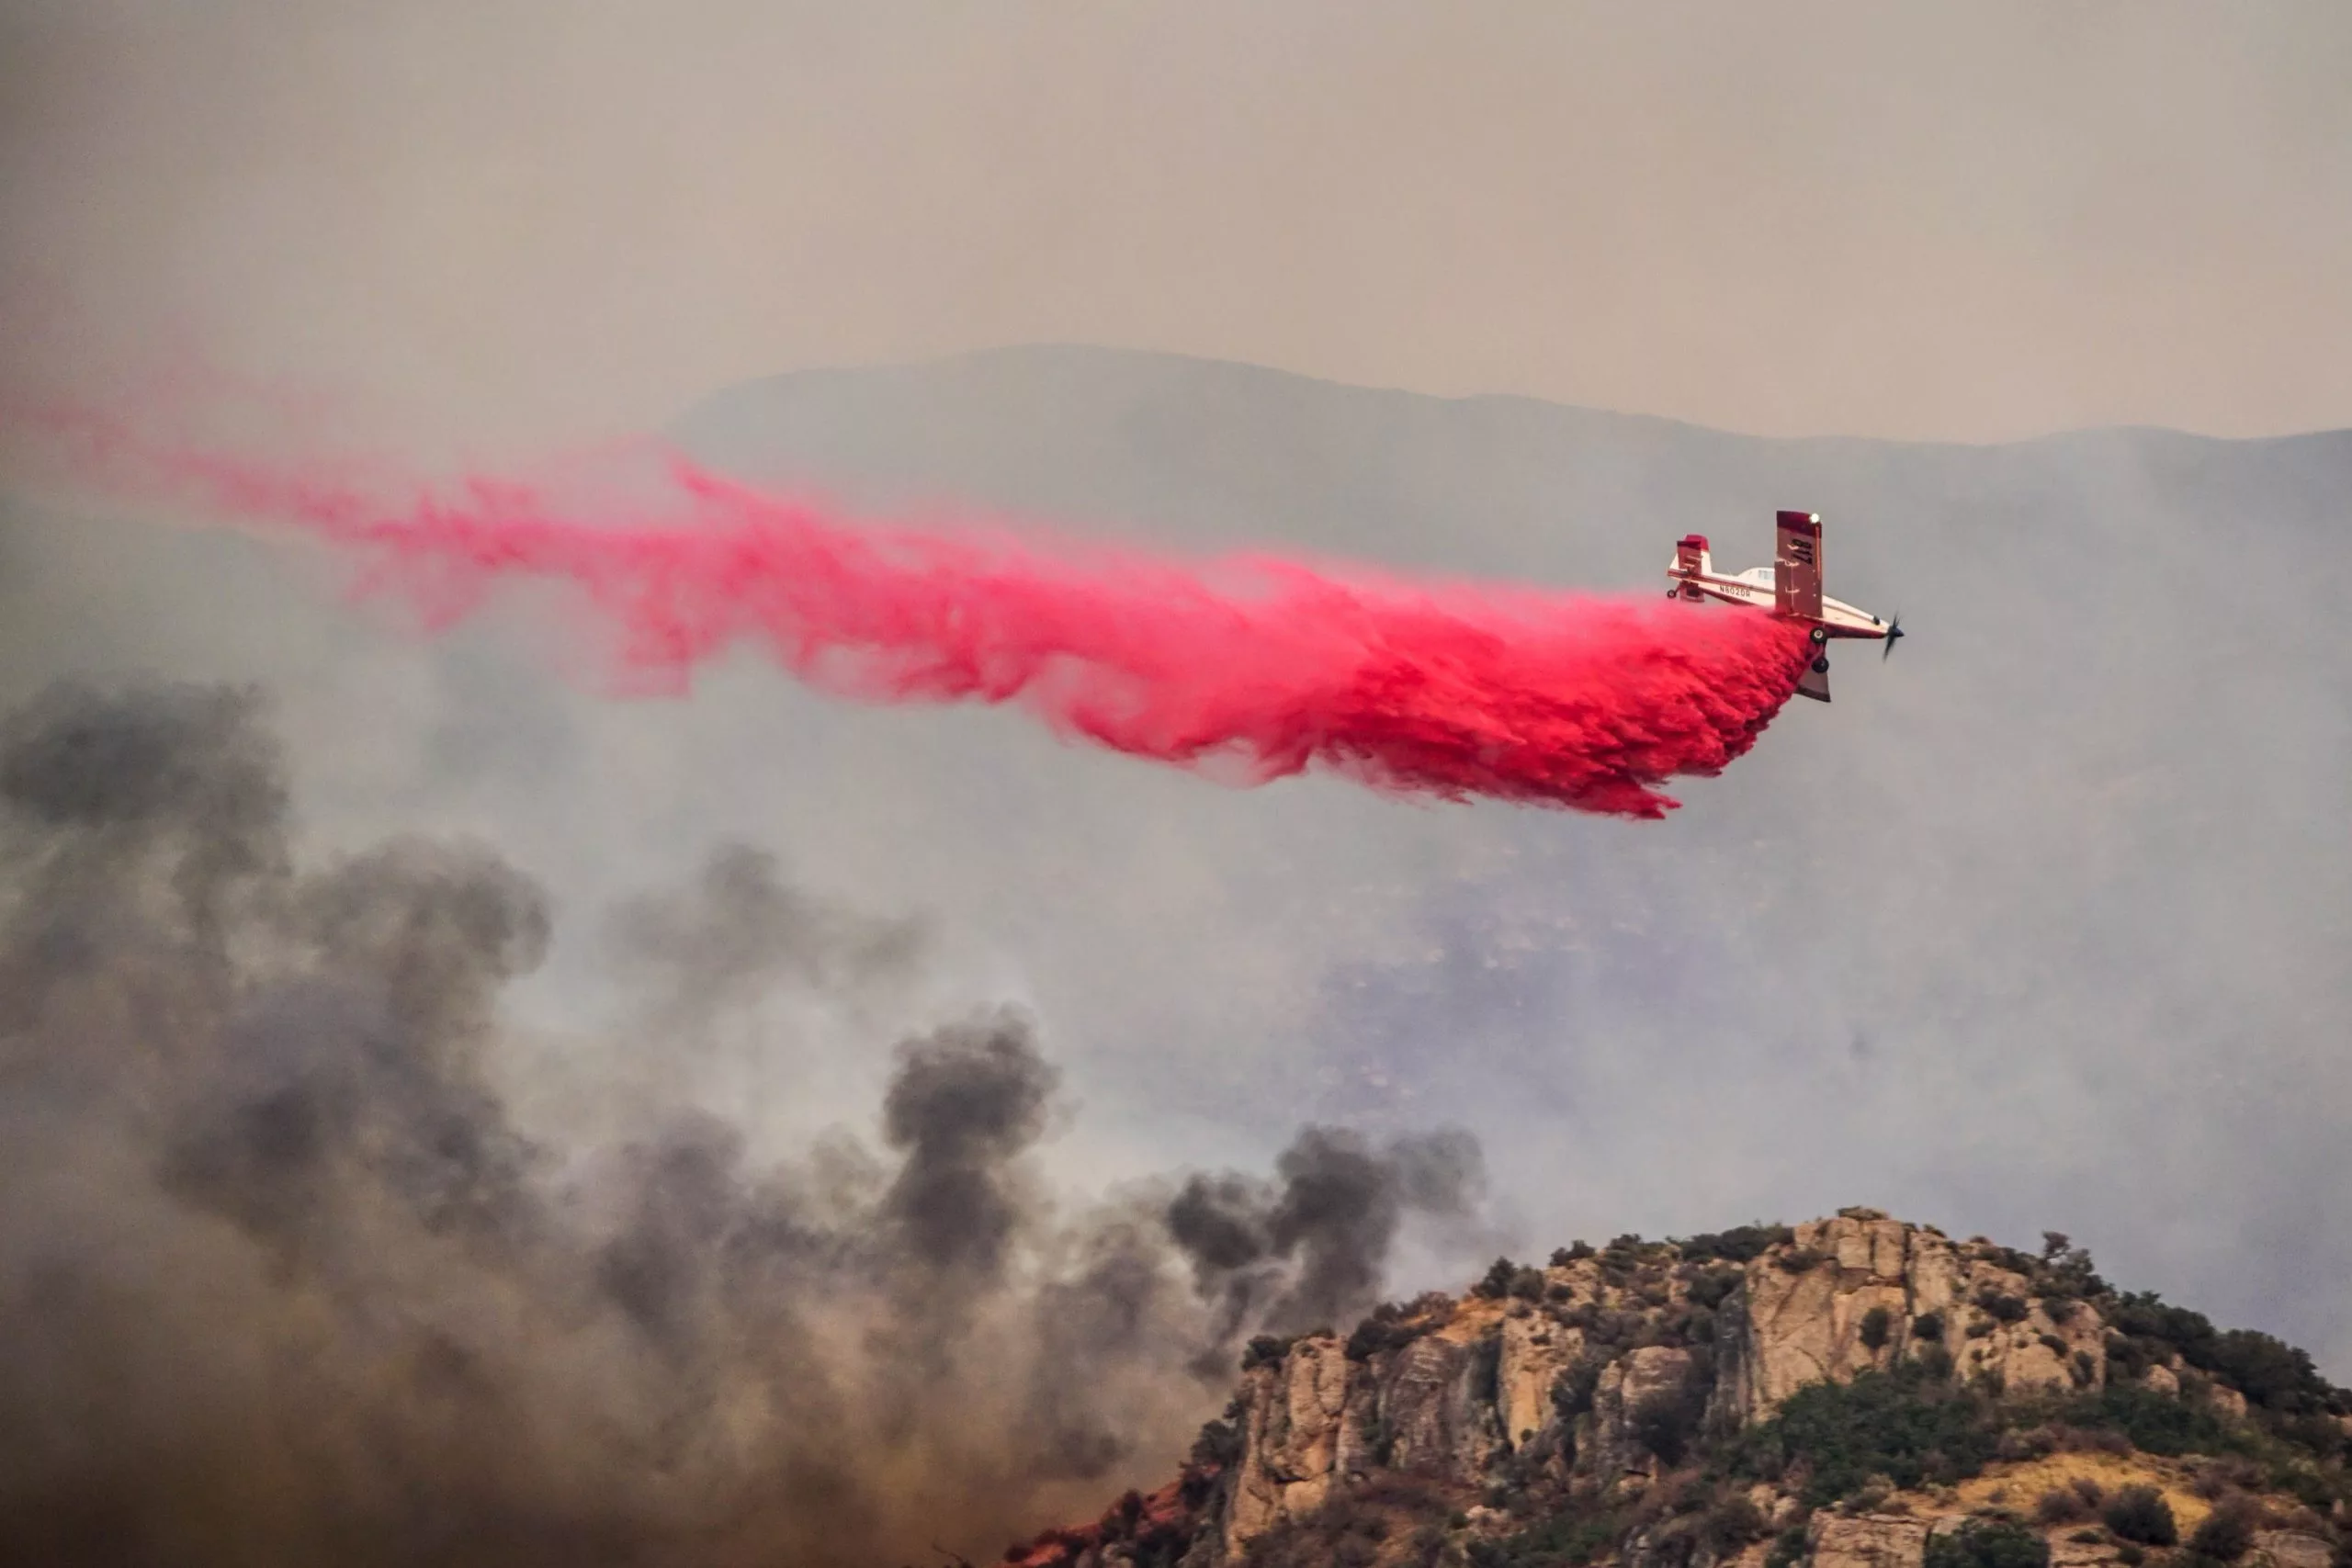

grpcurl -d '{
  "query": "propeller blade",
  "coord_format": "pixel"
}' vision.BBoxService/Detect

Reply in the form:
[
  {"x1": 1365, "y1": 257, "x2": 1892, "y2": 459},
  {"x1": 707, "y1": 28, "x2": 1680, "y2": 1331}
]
[{"x1": 1882, "y1": 615, "x2": 1904, "y2": 660}]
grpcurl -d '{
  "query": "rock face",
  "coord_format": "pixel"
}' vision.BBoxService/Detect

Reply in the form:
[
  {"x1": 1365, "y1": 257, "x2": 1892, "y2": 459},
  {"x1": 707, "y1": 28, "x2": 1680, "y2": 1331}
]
[
  {"x1": 1719, "y1": 1212, "x2": 2107, "y2": 1421},
  {"x1": 1193, "y1": 1320, "x2": 1500, "y2": 1563},
  {"x1": 1384, "y1": 1329, "x2": 1487, "y2": 1474},
  {"x1": 1733, "y1": 1215, "x2": 1920, "y2": 1412},
  {"x1": 1589, "y1": 1345, "x2": 1698, "y2": 1481},
  {"x1": 1497, "y1": 1306, "x2": 1581, "y2": 1451},
  {"x1": 1225, "y1": 1337, "x2": 1355, "y2": 1542},
  {"x1": 1002, "y1": 1212, "x2": 2332, "y2": 1568},
  {"x1": 1809, "y1": 1513, "x2": 1932, "y2": 1568},
  {"x1": 2253, "y1": 1532, "x2": 2336, "y2": 1568}
]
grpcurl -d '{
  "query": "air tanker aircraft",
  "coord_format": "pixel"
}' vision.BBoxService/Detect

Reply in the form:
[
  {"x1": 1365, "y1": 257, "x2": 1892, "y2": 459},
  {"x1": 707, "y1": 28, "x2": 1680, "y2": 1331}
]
[{"x1": 1668, "y1": 510, "x2": 1901, "y2": 702}]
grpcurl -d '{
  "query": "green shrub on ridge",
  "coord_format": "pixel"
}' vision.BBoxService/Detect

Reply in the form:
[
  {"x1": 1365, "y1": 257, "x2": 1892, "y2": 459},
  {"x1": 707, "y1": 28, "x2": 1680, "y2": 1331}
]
[{"x1": 1734, "y1": 1363, "x2": 1997, "y2": 1505}]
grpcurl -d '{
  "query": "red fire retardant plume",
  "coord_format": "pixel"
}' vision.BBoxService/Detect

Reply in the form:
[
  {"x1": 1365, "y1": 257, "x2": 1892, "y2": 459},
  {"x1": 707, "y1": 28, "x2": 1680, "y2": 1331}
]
[{"x1": 40, "y1": 428, "x2": 1815, "y2": 818}]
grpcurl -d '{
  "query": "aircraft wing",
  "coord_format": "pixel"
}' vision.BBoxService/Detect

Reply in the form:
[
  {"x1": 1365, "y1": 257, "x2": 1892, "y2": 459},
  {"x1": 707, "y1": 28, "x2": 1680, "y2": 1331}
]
[{"x1": 1774, "y1": 511, "x2": 1824, "y2": 621}]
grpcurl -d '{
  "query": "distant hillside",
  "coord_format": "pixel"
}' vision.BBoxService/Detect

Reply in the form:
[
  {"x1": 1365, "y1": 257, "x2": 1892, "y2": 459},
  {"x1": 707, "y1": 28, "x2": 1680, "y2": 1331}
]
[
  {"x1": 675, "y1": 343, "x2": 2352, "y2": 591},
  {"x1": 996, "y1": 1211, "x2": 2352, "y2": 1568}
]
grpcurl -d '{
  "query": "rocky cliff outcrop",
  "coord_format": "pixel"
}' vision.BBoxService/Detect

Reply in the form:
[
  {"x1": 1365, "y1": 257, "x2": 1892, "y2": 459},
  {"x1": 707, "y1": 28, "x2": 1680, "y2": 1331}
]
[
  {"x1": 1719, "y1": 1212, "x2": 2109, "y2": 1419},
  {"x1": 1805, "y1": 1512, "x2": 1932, "y2": 1568},
  {"x1": 996, "y1": 1212, "x2": 2351, "y2": 1568},
  {"x1": 1227, "y1": 1337, "x2": 1359, "y2": 1541}
]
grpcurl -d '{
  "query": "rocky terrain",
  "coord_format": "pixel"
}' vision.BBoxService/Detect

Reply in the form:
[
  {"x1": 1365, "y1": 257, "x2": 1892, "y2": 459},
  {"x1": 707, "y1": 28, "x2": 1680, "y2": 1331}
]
[{"x1": 995, "y1": 1211, "x2": 2352, "y2": 1568}]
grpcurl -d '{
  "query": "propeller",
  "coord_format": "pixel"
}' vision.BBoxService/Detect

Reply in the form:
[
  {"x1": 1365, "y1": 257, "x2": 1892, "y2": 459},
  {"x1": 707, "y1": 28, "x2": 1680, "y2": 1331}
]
[{"x1": 1882, "y1": 614, "x2": 1905, "y2": 660}]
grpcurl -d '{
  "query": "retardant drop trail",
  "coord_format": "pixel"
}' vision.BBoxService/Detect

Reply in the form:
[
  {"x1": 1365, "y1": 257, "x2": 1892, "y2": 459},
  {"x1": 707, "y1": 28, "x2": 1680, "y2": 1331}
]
[{"x1": 39, "y1": 424, "x2": 1815, "y2": 818}]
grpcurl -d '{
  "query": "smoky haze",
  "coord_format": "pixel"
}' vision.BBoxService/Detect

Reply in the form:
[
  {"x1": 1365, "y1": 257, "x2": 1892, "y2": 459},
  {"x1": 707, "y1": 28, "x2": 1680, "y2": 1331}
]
[
  {"x1": 0, "y1": 678, "x2": 1491, "y2": 1563},
  {"x1": 2, "y1": 344, "x2": 2345, "y2": 1408}
]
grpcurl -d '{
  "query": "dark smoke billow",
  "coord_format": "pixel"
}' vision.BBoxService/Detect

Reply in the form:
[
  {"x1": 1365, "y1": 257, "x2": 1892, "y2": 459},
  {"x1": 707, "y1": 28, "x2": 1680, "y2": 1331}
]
[
  {"x1": 0, "y1": 680, "x2": 1487, "y2": 1565},
  {"x1": 1166, "y1": 1125, "x2": 1486, "y2": 1374}
]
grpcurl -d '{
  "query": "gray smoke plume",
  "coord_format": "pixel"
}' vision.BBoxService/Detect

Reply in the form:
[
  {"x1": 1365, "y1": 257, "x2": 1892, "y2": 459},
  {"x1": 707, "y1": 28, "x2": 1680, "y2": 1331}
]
[
  {"x1": 1167, "y1": 1122, "x2": 1487, "y2": 1371},
  {"x1": 0, "y1": 678, "x2": 1486, "y2": 1565},
  {"x1": 881, "y1": 1013, "x2": 1059, "y2": 1277},
  {"x1": 608, "y1": 840, "x2": 926, "y2": 1034}
]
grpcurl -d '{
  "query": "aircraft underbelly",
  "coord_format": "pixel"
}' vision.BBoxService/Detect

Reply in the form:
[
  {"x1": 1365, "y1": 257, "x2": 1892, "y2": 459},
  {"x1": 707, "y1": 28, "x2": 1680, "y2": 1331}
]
[{"x1": 1675, "y1": 578, "x2": 1883, "y2": 640}]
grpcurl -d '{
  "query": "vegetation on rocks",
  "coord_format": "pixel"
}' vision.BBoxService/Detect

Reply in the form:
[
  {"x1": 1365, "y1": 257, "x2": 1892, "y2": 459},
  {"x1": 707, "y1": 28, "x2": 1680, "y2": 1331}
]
[
  {"x1": 2101, "y1": 1484, "x2": 2178, "y2": 1546},
  {"x1": 1735, "y1": 1361, "x2": 1999, "y2": 1504},
  {"x1": 1925, "y1": 1519, "x2": 2051, "y2": 1568}
]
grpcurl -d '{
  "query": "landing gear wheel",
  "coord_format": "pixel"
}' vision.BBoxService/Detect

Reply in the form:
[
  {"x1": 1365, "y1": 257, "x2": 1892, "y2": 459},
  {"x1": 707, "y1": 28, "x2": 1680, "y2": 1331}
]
[
  {"x1": 1668, "y1": 588, "x2": 1680, "y2": 600},
  {"x1": 1811, "y1": 657, "x2": 1830, "y2": 673},
  {"x1": 1809, "y1": 626, "x2": 1829, "y2": 644}
]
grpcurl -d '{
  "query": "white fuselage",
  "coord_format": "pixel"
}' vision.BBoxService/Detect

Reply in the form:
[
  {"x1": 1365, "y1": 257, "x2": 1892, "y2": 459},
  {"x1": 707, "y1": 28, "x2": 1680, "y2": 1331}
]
[{"x1": 1670, "y1": 563, "x2": 1891, "y2": 640}]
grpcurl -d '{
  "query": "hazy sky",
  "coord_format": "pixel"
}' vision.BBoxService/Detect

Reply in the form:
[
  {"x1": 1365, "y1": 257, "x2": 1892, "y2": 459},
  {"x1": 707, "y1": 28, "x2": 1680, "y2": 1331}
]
[{"x1": 5, "y1": 1, "x2": 2350, "y2": 446}]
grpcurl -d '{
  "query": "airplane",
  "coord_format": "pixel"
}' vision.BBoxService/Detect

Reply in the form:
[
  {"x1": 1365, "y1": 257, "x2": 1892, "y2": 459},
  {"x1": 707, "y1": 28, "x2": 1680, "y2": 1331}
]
[{"x1": 1666, "y1": 510, "x2": 1901, "y2": 703}]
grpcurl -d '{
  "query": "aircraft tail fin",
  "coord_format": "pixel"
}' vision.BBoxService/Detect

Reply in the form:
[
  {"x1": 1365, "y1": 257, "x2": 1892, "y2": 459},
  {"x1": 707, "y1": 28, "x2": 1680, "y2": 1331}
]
[
  {"x1": 1774, "y1": 510, "x2": 1824, "y2": 622},
  {"x1": 1672, "y1": 534, "x2": 1710, "y2": 595}
]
